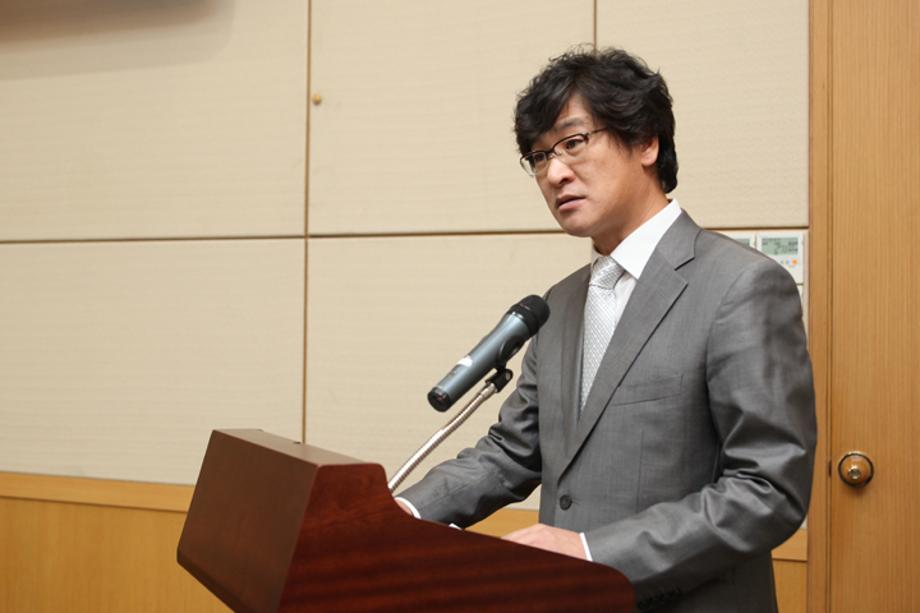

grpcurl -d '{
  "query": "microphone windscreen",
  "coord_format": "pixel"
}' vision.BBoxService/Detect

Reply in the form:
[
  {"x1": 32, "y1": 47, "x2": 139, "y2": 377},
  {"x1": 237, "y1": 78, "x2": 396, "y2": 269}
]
[{"x1": 509, "y1": 295, "x2": 550, "y2": 335}]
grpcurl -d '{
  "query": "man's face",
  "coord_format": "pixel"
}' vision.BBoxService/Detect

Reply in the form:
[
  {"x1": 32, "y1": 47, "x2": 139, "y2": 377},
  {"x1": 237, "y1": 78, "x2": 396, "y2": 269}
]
[{"x1": 531, "y1": 95, "x2": 662, "y2": 254}]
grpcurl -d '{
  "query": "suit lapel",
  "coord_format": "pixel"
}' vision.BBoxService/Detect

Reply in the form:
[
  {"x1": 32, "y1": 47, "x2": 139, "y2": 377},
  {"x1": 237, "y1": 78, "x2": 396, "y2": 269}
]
[
  {"x1": 559, "y1": 266, "x2": 590, "y2": 456},
  {"x1": 557, "y1": 212, "x2": 699, "y2": 479}
]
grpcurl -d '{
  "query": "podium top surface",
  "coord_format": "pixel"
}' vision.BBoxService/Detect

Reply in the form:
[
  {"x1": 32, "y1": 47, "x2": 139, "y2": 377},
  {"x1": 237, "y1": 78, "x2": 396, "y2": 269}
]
[{"x1": 215, "y1": 429, "x2": 368, "y2": 467}]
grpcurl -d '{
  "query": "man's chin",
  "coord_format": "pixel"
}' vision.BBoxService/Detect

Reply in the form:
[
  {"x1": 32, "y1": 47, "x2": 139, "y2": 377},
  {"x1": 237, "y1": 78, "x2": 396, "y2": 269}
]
[{"x1": 555, "y1": 219, "x2": 594, "y2": 239}]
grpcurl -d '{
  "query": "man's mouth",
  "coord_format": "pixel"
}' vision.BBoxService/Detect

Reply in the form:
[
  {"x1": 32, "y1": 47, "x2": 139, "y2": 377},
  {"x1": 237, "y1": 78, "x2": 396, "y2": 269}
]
[{"x1": 555, "y1": 195, "x2": 584, "y2": 210}]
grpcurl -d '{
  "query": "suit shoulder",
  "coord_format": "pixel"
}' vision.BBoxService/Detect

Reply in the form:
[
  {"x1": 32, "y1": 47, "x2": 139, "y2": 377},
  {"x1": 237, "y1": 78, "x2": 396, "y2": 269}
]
[
  {"x1": 694, "y1": 229, "x2": 792, "y2": 277},
  {"x1": 684, "y1": 229, "x2": 799, "y2": 309},
  {"x1": 695, "y1": 229, "x2": 763, "y2": 264}
]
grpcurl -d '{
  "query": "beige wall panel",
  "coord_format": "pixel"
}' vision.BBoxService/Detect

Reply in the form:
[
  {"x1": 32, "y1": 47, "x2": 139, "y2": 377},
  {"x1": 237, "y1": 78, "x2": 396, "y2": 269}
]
[
  {"x1": 0, "y1": 239, "x2": 304, "y2": 484},
  {"x1": 0, "y1": 1, "x2": 307, "y2": 241},
  {"x1": 597, "y1": 0, "x2": 808, "y2": 228},
  {"x1": 306, "y1": 234, "x2": 591, "y2": 508},
  {"x1": 0, "y1": 496, "x2": 228, "y2": 612},
  {"x1": 309, "y1": 0, "x2": 592, "y2": 235}
]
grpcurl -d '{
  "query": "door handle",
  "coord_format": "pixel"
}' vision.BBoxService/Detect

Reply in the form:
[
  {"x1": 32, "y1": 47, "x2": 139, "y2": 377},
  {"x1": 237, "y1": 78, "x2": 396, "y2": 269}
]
[{"x1": 837, "y1": 451, "x2": 874, "y2": 487}]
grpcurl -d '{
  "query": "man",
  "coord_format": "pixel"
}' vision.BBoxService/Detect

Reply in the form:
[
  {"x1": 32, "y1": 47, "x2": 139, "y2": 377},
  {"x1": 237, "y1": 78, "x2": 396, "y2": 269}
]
[{"x1": 398, "y1": 48, "x2": 815, "y2": 612}]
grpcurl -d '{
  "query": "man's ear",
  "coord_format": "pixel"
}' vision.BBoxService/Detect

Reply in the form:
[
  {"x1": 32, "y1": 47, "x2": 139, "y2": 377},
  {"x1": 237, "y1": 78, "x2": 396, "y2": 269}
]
[{"x1": 637, "y1": 136, "x2": 660, "y2": 168}]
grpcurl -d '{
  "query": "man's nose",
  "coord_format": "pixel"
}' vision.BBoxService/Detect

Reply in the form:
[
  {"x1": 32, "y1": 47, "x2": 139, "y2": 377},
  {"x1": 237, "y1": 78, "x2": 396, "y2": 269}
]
[{"x1": 544, "y1": 155, "x2": 574, "y2": 185}]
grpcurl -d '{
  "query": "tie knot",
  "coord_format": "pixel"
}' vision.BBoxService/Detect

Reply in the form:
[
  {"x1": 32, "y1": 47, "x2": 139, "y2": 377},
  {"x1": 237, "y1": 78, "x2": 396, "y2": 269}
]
[{"x1": 590, "y1": 256, "x2": 624, "y2": 290}]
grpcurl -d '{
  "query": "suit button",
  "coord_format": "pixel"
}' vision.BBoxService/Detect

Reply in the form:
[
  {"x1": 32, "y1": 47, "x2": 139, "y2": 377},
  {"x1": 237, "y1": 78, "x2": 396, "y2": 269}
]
[{"x1": 559, "y1": 495, "x2": 572, "y2": 510}]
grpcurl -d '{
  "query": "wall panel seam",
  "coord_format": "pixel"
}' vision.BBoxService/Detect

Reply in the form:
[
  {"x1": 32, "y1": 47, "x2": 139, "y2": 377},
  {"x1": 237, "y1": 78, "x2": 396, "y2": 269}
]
[
  {"x1": 307, "y1": 225, "x2": 809, "y2": 241},
  {"x1": 302, "y1": 0, "x2": 313, "y2": 444},
  {"x1": 0, "y1": 235, "x2": 306, "y2": 246}
]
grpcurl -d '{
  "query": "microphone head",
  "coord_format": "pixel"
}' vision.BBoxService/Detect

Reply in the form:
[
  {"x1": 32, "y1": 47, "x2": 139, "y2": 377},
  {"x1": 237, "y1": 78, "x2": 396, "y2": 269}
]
[{"x1": 508, "y1": 295, "x2": 550, "y2": 335}]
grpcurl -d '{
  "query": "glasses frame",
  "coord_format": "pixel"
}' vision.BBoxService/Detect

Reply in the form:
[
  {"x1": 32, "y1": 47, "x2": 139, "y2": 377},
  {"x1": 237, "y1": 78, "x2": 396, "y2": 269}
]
[{"x1": 519, "y1": 127, "x2": 608, "y2": 177}]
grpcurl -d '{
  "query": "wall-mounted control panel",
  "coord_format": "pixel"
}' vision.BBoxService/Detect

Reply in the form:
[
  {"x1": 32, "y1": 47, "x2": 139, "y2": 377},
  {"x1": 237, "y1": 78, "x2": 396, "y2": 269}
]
[{"x1": 758, "y1": 231, "x2": 806, "y2": 284}]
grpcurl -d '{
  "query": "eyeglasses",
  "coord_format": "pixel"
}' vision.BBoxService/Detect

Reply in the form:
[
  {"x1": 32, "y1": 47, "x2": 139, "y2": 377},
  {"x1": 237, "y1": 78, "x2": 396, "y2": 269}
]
[{"x1": 519, "y1": 128, "x2": 608, "y2": 177}]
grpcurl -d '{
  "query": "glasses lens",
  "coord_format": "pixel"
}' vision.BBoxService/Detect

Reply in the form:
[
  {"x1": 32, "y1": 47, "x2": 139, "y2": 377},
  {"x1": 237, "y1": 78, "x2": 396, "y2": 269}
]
[
  {"x1": 559, "y1": 134, "x2": 588, "y2": 156},
  {"x1": 521, "y1": 152, "x2": 547, "y2": 176},
  {"x1": 521, "y1": 132, "x2": 600, "y2": 176}
]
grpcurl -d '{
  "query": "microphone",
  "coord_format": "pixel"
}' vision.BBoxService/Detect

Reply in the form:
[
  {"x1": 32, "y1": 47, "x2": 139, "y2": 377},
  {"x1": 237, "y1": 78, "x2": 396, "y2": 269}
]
[{"x1": 427, "y1": 295, "x2": 550, "y2": 412}]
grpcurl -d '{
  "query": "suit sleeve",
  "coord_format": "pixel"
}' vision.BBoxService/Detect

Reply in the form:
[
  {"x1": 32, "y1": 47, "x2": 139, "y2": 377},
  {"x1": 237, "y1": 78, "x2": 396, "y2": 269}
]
[
  {"x1": 583, "y1": 259, "x2": 816, "y2": 602},
  {"x1": 396, "y1": 319, "x2": 544, "y2": 527}
]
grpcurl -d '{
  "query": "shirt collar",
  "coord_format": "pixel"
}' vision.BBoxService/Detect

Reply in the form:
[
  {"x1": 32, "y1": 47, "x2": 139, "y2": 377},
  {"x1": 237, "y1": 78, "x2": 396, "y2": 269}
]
[{"x1": 591, "y1": 199, "x2": 683, "y2": 279}]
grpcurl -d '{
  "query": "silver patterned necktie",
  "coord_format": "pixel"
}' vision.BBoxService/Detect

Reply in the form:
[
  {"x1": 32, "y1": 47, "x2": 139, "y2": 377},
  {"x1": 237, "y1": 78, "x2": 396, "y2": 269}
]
[{"x1": 581, "y1": 256, "x2": 625, "y2": 414}]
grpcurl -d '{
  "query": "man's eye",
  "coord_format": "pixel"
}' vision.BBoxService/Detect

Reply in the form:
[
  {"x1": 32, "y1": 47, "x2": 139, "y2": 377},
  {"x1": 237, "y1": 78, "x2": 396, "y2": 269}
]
[{"x1": 563, "y1": 137, "x2": 584, "y2": 151}]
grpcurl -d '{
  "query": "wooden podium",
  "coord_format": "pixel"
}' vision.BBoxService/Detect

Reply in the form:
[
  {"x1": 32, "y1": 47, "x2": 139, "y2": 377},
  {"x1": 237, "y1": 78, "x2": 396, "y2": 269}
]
[{"x1": 178, "y1": 429, "x2": 634, "y2": 612}]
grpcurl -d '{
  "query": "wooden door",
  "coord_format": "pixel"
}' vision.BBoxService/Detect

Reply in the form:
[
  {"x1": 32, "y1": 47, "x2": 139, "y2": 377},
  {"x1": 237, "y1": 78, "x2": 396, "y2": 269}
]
[{"x1": 811, "y1": 0, "x2": 920, "y2": 611}]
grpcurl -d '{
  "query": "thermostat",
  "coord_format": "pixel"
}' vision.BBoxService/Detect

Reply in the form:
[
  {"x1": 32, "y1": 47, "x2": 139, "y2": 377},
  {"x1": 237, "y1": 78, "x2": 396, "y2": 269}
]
[{"x1": 757, "y1": 231, "x2": 806, "y2": 284}]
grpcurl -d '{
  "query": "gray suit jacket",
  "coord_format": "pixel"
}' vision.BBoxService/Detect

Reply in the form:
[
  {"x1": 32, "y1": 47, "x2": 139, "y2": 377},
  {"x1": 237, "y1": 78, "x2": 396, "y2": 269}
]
[{"x1": 400, "y1": 212, "x2": 816, "y2": 612}]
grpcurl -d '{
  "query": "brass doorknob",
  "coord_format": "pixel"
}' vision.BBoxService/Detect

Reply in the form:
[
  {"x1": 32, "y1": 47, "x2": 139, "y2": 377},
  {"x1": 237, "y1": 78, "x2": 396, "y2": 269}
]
[{"x1": 837, "y1": 451, "x2": 874, "y2": 487}]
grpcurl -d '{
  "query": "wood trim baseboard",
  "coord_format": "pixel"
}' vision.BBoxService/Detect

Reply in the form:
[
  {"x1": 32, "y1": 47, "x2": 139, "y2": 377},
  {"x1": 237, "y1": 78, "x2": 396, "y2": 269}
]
[
  {"x1": 773, "y1": 528, "x2": 808, "y2": 562},
  {"x1": 0, "y1": 472, "x2": 809, "y2": 563},
  {"x1": 0, "y1": 471, "x2": 193, "y2": 512}
]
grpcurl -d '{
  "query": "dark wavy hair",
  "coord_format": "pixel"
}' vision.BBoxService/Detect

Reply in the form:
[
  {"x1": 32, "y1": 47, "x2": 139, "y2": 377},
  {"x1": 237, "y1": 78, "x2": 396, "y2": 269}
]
[{"x1": 514, "y1": 47, "x2": 678, "y2": 193}]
